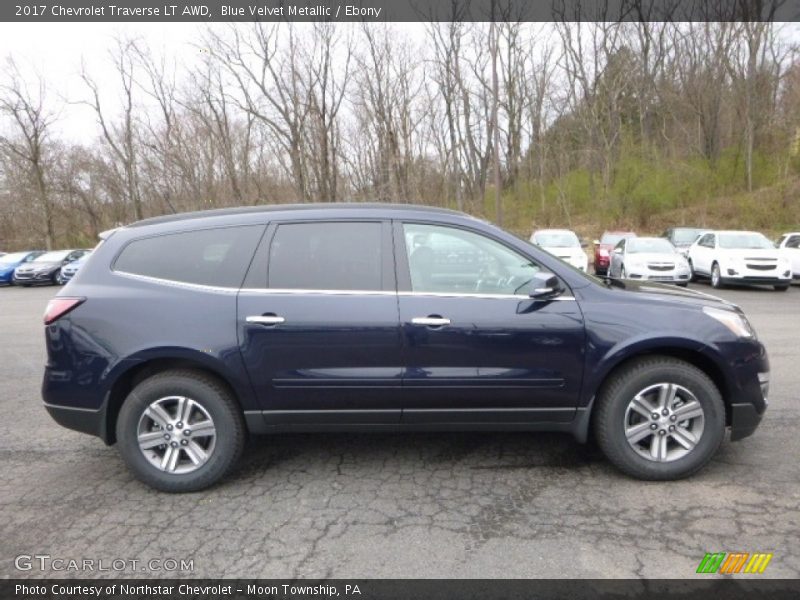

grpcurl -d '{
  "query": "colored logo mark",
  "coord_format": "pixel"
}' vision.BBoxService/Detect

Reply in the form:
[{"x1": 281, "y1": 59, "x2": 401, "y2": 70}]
[{"x1": 696, "y1": 552, "x2": 773, "y2": 574}]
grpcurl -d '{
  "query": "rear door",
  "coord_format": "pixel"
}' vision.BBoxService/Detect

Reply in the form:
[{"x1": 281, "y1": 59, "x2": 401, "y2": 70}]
[
  {"x1": 237, "y1": 220, "x2": 403, "y2": 425},
  {"x1": 692, "y1": 234, "x2": 714, "y2": 274},
  {"x1": 783, "y1": 234, "x2": 800, "y2": 277},
  {"x1": 395, "y1": 221, "x2": 585, "y2": 425}
]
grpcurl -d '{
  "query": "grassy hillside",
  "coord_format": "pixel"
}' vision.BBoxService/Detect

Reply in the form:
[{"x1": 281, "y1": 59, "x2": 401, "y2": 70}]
[{"x1": 485, "y1": 148, "x2": 800, "y2": 241}]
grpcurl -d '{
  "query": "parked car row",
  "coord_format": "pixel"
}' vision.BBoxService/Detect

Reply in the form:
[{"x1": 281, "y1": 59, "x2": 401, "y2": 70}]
[
  {"x1": 530, "y1": 226, "x2": 799, "y2": 291},
  {"x1": 0, "y1": 249, "x2": 91, "y2": 286}
]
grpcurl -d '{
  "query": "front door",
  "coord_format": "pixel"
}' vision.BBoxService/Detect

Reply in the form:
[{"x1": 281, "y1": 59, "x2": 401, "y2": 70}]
[
  {"x1": 238, "y1": 220, "x2": 403, "y2": 425},
  {"x1": 395, "y1": 222, "x2": 585, "y2": 424}
]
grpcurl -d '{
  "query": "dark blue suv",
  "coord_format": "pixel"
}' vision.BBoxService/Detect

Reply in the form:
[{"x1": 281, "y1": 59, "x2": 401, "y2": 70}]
[{"x1": 42, "y1": 205, "x2": 768, "y2": 492}]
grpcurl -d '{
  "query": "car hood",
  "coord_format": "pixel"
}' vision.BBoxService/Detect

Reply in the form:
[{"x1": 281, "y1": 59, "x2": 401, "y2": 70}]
[
  {"x1": 606, "y1": 279, "x2": 734, "y2": 309},
  {"x1": 542, "y1": 246, "x2": 586, "y2": 259},
  {"x1": 625, "y1": 252, "x2": 684, "y2": 263},
  {"x1": 719, "y1": 248, "x2": 784, "y2": 260}
]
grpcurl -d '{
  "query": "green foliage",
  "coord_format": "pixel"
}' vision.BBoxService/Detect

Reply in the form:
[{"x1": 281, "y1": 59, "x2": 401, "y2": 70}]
[{"x1": 500, "y1": 140, "x2": 797, "y2": 237}]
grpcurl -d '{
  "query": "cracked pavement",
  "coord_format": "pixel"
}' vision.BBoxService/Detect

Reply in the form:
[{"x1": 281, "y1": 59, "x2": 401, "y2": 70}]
[{"x1": 1, "y1": 284, "x2": 798, "y2": 579}]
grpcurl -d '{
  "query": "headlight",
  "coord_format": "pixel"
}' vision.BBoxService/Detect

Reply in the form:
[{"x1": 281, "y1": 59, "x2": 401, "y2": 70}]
[{"x1": 703, "y1": 306, "x2": 756, "y2": 338}]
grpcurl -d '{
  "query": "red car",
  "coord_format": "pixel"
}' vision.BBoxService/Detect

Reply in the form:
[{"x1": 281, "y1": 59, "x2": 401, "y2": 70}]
[{"x1": 594, "y1": 231, "x2": 637, "y2": 275}]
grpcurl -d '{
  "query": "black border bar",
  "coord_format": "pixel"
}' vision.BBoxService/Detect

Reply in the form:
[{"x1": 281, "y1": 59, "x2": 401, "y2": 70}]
[
  {"x1": 2, "y1": 0, "x2": 800, "y2": 22},
  {"x1": 5, "y1": 579, "x2": 800, "y2": 600}
]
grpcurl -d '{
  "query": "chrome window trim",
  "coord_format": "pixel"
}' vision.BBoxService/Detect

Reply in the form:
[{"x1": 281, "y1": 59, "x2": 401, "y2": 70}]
[{"x1": 113, "y1": 271, "x2": 576, "y2": 301}]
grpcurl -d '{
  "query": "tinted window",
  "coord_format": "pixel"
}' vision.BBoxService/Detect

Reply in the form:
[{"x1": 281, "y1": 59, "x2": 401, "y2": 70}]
[
  {"x1": 268, "y1": 222, "x2": 383, "y2": 291},
  {"x1": 787, "y1": 235, "x2": 800, "y2": 249},
  {"x1": 115, "y1": 225, "x2": 264, "y2": 287},
  {"x1": 403, "y1": 223, "x2": 541, "y2": 295}
]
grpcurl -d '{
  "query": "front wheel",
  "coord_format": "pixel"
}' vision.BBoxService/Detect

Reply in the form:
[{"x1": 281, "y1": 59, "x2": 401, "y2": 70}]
[
  {"x1": 775, "y1": 285, "x2": 789, "y2": 292},
  {"x1": 711, "y1": 263, "x2": 723, "y2": 289},
  {"x1": 116, "y1": 370, "x2": 245, "y2": 492},
  {"x1": 594, "y1": 356, "x2": 725, "y2": 480},
  {"x1": 620, "y1": 265, "x2": 627, "y2": 279}
]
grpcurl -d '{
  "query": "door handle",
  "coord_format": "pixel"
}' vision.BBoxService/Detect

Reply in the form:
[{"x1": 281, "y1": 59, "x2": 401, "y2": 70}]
[
  {"x1": 246, "y1": 315, "x2": 285, "y2": 325},
  {"x1": 411, "y1": 316, "x2": 450, "y2": 327}
]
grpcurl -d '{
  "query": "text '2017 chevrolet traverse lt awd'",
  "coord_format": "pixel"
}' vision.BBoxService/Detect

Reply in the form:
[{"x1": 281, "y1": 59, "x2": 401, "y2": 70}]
[{"x1": 42, "y1": 204, "x2": 769, "y2": 492}]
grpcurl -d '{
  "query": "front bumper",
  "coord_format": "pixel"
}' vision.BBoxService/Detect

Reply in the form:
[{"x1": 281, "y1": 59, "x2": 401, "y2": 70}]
[
  {"x1": 626, "y1": 270, "x2": 691, "y2": 283},
  {"x1": 729, "y1": 402, "x2": 764, "y2": 441},
  {"x1": 721, "y1": 275, "x2": 790, "y2": 286},
  {"x1": 13, "y1": 270, "x2": 56, "y2": 283}
]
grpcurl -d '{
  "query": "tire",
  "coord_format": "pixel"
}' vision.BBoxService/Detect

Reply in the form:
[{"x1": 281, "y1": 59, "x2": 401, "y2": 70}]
[
  {"x1": 775, "y1": 285, "x2": 789, "y2": 292},
  {"x1": 593, "y1": 356, "x2": 725, "y2": 480},
  {"x1": 116, "y1": 369, "x2": 245, "y2": 493},
  {"x1": 710, "y1": 262, "x2": 723, "y2": 289},
  {"x1": 620, "y1": 265, "x2": 626, "y2": 279},
  {"x1": 52, "y1": 270, "x2": 61, "y2": 285},
  {"x1": 677, "y1": 282, "x2": 688, "y2": 287},
  {"x1": 687, "y1": 260, "x2": 696, "y2": 282}
]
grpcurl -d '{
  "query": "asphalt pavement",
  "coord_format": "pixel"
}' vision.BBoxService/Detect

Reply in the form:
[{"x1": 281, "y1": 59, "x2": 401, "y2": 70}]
[{"x1": 1, "y1": 283, "x2": 798, "y2": 579}]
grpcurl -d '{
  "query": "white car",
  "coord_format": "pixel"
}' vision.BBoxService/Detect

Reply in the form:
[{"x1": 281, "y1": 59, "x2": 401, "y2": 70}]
[
  {"x1": 688, "y1": 230, "x2": 792, "y2": 291},
  {"x1": 529, "y1": 229, "x2": 589, "y2": 272},
  {"x1": 608, "y1": 237, "x2": 691, "y2": 286},
  {"x1": 776, "y1": 232, "x2": 800, "y2": 282}
]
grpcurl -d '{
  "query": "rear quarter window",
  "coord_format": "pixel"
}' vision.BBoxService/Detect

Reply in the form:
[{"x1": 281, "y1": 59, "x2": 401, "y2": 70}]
[{"x1": 114, "y1": 225, "x2": 264, "y2": 288}]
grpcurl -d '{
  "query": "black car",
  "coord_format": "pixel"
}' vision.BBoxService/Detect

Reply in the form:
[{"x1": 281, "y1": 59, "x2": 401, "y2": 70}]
[
  {"x1": 13, "y1": 249, "x2": 90, "y2": 286},
  {"x1": 42, "y1": 204, "x2": 768, "y2": 492},
  {"x1": 663, "y1": 227, "x2": 709, "y2": 256}
]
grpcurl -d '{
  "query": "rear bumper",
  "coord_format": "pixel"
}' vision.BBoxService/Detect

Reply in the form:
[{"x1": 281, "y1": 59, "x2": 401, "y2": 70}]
[{"x1": 44, "y1": 398, "x2": 110, "y2": 443}]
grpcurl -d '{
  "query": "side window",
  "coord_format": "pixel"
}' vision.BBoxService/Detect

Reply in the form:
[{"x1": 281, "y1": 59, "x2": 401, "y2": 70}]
[
  {"x1": 786, "y1": 235, "x2": 800, "y2": 249},
  {"x1": 268, "y1": 222, "x2": 383, "y2": 291},
  {"x1": 114, "y1": 225, "x2": 264, "y2": 287},
  {"x1": 403, "y1": 223, "x2": 541, "y2": 295},
  {"x1": 698, "y1": 234, "x2": 712, "y2": 248},
  {"x1": 616, "y1": 239, "x2": 625, "y2": 252},
  {"x1": 707, "y1": 235, "x2": 716, "y2": 248}
]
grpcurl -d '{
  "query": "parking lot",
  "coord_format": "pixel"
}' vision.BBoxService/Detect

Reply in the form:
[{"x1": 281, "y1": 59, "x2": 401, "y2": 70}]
[{"x1": 1, "y1": 283, "x2": 798, "y2": 579}]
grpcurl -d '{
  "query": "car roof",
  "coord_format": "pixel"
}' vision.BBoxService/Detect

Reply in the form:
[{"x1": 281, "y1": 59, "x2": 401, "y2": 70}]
[
  {"x1": 532, "y1": 229, "x2": 576, "y2": 235},
  {"x1": 127, "y1": 203, "x2": 468, "y2": 229},
  {"x1": 710, "y1": 230, "x2": 763, "y2": 235}
]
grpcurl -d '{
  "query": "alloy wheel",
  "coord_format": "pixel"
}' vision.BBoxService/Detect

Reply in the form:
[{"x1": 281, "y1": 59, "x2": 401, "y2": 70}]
[
  {"x1": 137, "y1": 396, "x2": 217, "y2": 474},
  {"x1": 623, "y1": 383, "x2": 705, "y2": 462}
]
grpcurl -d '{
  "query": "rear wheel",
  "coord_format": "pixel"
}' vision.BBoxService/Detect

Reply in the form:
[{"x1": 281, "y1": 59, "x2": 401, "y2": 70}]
[
  {"x1": 594, "y1": 356, "x2": 725, "y2": 480},
  {"x1": 116, "y1": 370, "x2": 245, "y2": 492}
]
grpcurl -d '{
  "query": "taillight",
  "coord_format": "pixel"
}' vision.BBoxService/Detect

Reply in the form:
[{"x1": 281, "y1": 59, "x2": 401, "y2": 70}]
[{"x1": 43, "y1": 297, "x2": 85, "y2": 325}]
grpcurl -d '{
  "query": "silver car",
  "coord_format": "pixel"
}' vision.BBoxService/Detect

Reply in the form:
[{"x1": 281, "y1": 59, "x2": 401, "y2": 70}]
[{"x1": 609, "y1": 237, "x2": 691, "y2": 286}]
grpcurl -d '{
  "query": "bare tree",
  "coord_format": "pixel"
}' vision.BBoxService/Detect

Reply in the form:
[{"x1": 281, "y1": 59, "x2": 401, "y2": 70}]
[
  {"x1": 0, "y1": 58, "x2": 57, "y2": 248},
  {"x1": 80, "y1": 37, "x2": 144, "y2": 220}
]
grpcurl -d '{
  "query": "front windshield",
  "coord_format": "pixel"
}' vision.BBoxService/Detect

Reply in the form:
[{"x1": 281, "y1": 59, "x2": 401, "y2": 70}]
[
  {"x1": 672, "y1": 228, "x2": 705, "y2": 244},
  {"x1": 0, "y1": 252, "x2": 29, "y2": 264},
  {"x1": 627, "y1": 238, "x2": 676, "y2": 254},
  {"x1": 534, "y1": 232, "x2": 580, "y2": 248},
  {"x1": 718, "y1": 233, "x2": 775, "y2": 250},
  {"x1": 601, "y1": 232, "x2": 635, "y2": 245},
  {"x1": 33, "y1": 251, "x2": 70, "y2": 263}
]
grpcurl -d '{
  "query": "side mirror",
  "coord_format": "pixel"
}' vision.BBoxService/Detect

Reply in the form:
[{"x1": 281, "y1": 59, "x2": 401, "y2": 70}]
[{"x1": 524, "y1": 271, "x2": 564, "y2": 300}]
